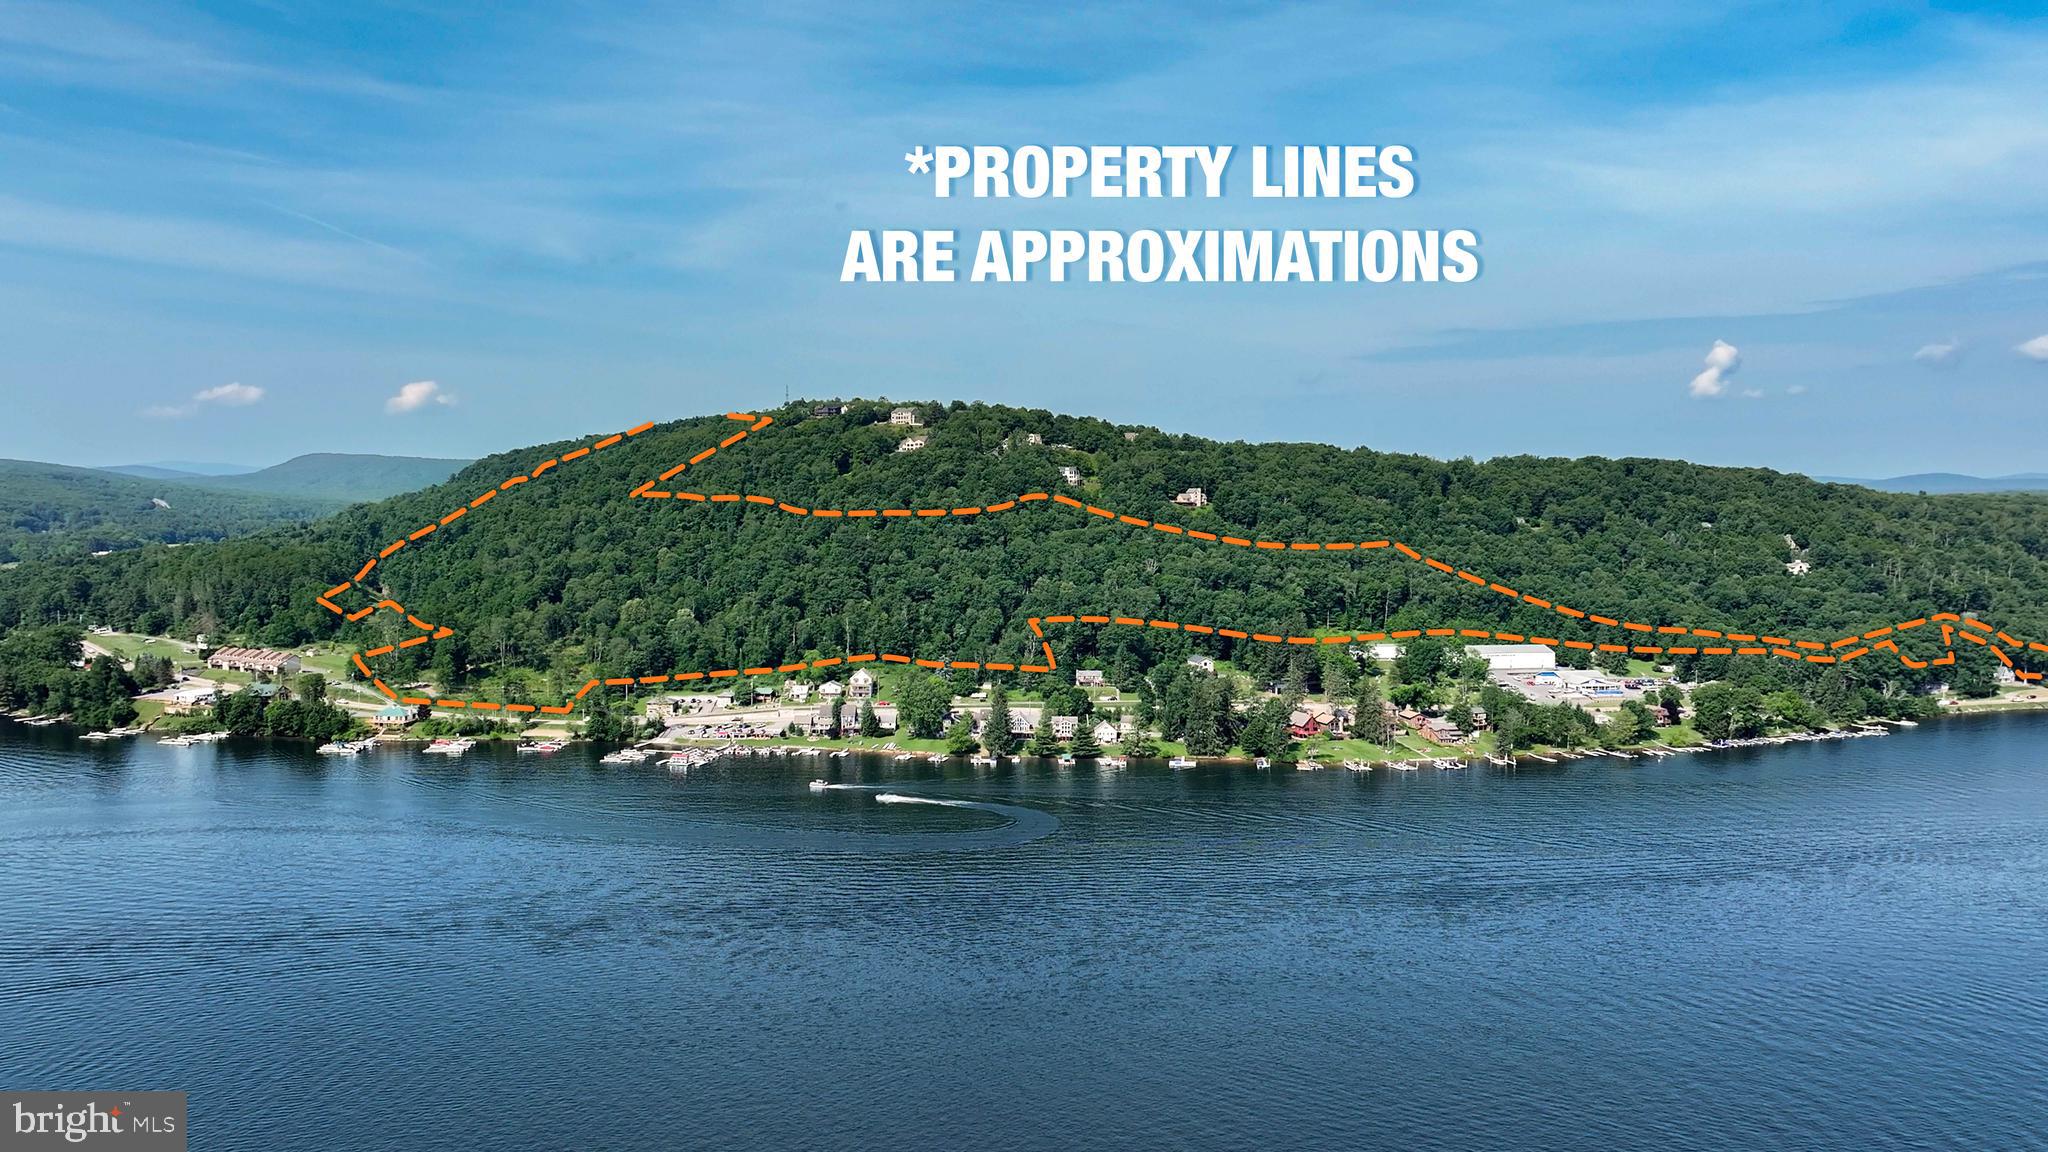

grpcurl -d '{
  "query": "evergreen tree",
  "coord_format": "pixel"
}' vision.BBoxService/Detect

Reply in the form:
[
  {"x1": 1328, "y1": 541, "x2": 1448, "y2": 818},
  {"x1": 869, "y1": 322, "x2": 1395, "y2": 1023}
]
[
  {"x1": 1068, "y1": 722, "x2": 1102, "y2": 759},
  {"x1": 944, "y1": 716, "x2": 978, "y2": 754},
  {"x1": 985, "y1": 683, "x2": 1018, "y2": 755},
  {"x1": 857, "y1": 698, "x2": 880, "y2": 736},
  {"x1": 1026, "y1": 711, "x2": 1062, "y2": 757}
]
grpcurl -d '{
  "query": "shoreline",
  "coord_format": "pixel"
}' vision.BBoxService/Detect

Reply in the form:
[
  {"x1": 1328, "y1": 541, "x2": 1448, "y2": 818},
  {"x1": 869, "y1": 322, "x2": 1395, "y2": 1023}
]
[{"x1": 11, "y1": 706, "x2": 2042, "y2": 769}]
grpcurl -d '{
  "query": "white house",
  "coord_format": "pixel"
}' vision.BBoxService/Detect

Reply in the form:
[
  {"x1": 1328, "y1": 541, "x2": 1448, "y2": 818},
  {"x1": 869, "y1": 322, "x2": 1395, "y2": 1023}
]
[
  {"x1": 1186, "y1": 655, "x2": 1216, "y2": 674},
  {"x1": 896, "y1": 435, "x2": 927, "y2": 453},
  {"x1": 819, "y1": 680, "x2": 844, "y2": 698},
  {"x1": 1051, "y1": 715, "x2": 1079, "y2": 739},
  {"x1": 848, "y1": 668, "x2": 876, "y2": 699},
  {"x1": 1075, "y1": 670, "x2": 1106, "y2": 686},
  {"x1": 1172, "y1": 487, "x2": 1207, "y2": 508},
  {"x1": 889, "y1": 406, "x2": 923, "y2": 427},
  {"x1": 1785, "y1": 559, "x2": 1812, "y2": 575},
  {"x1": 786, "y1": 682, "x2": 813, "y2": 703},
  {"x1": 1091, "y1": 720, "x2": 1119, "y2": 745},
  {"x1": 1465, "y1": 644, "x2": 1557, "y2": 673},
  {"x1": 1059, "y1": 466, "x2": 1082, "y2": 486}
]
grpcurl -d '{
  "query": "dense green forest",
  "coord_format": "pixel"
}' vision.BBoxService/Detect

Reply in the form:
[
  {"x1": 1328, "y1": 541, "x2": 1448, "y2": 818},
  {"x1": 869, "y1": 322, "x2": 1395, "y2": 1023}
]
[
  {"x1": 0, "y1": 459, "x2": 343, "y2": 562},
  {"x1": 1, "y1": 400, "x2": 2042, "y2": 714}
]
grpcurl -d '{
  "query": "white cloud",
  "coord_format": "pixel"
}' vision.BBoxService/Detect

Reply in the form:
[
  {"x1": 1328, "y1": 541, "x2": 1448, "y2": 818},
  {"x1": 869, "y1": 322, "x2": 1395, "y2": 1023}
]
[
  {"x1": 1913, "y1": 339, "x2": 1963, "y2": 366},
  {"x1": 1688, "y1": 339, "x2": 1741, "y2": 398},
  {"x1": 194, "y1": 381, "x2": 264, "y2": 406},
  {"x1": 2017, "y1": 334, "x2": 2048, "y2": 361},
  {"x1": 1787, "y1": 383, "x2": 1809, "y2": 395},
  {"x1": 385, "y1": 379, "x2": 455, "y2": 413},
  {"x1": 140, "y1": 380, "x2": 264, "y2": 419}
]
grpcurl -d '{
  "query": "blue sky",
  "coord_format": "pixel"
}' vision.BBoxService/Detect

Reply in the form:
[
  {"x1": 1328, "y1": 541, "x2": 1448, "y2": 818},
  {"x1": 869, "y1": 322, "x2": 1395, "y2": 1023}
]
[{"x1": 2, "y1": 1, "x2": 2046, "y2": 476}]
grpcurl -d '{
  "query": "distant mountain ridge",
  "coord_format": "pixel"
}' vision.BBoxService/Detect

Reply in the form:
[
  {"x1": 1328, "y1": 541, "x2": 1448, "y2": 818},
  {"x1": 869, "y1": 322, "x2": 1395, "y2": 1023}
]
[
  {"x1": 185, "y1": 453, "x2": 472, "y2": 503},
  {"x1": 1820, "y1": 473, "x2": 2048, "y2": 494},
  {"x1": 104, "y1": 460, "x2": 259, "y2": 479},
  {"x1": 0, "y1": 459, "x2": 343, "y2": 563}
]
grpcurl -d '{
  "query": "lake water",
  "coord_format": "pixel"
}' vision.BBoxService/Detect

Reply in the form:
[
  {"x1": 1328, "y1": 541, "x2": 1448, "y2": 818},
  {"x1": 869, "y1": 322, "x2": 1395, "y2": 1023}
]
[{"x1": 2, "y1": 718, "x2": 2046, "y2": 1150}]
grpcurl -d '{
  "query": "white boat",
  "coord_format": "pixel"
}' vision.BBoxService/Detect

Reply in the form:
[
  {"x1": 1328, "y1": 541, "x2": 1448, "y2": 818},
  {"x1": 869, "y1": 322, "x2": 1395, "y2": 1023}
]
[
  {"x1": 158, "y1": 735, "x2": 195, "y2": 747},
  {"x1": 316, "y1": 741, "x2": 360, "y2": 755},
  {"x1": 1254, "y1": 757, "x2": 1271, "y2": 769},
  {"x1": 22, "y1": 717, "x2": 59, "y2": 727},
  {"x1": 927, "y1": 752, "x2": 948, "y2": 763},
  {"x1": 807, "y1": 779, "x2": 830, "y2": 792},
  {"x1": 1394, "y1": 761, "x2": 1421, "y2": 772},
  {"x1": 1056, "y1": 754, "x2": 1075, "y2": 766},
  {"x1": 1100, "y1": 756, "x2": 1127, "y2": 768},
  {"x1": 893, "y1": 752, "x2": 915, "y2": 761},
  {"x1": 1344, "y1": 760, "x2": 1368, "y2": 772},
  {"x1": 424, "y1": 738, "x2": 476, "y2": 756},
  {"x1": 1168, "y1": 756, "x2": 1196, "y2": 769},
  {"x1": 969, "y1": 755, "x2": 997, "y2": 766},
  {"x1": 81, "y1": 731, "x2": 113, "y2": 741}
]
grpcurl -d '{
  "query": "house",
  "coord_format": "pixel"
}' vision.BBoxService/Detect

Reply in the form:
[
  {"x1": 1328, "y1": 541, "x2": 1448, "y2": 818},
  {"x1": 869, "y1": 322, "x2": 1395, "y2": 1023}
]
[
  {"x1": 819, "y1": 680, "x2": 844, "y2": 699},
  {"x1": 847, "y1": 668, "x2": 876, "y2": 700},
  {"x1": 1051, "y1": 715, "x2": 1079, "y2": 739},
  {"x1": 889, "y1": 406, "x2": 923, "y2": 427},
  {"x1": 1075, "y1": 670, "x2": 1106, "y2": 686},
  {"x1": 1023, "y1": 432, "x2": 1043, "y2": 445},
  {"x1": 373, "y1": 704, "x2": 422, "y2": 730},
  {"x1": 1287, "y1": 701, "x2": 1347, "y2": 738},
  {"x1": 1426, "y1": 717, "x2": 1465, "y2": 743},
  {"x1": 1059, "y1": 466, "x2": 1082, "y2": 486},
  {"x1": 808, "y1": 704, "x2": 840, "y2": 734},
  {"x1": 1123, "y1": 431, "x2": 1139, "y2": 441},
  {"x1": 205, "y1": 646, "x2": 301, "y2": 677},
  {"x1": 813, "y1": 404, "x2": 843, "y2": 417},
  {"x1": 1785, "y1": 559, "x2": 1812, "y2": 575},
  {"x1": 1008, "y1": 707, "x2": 1041, "y2": 735},
  {"x1": 896, "y1": 436, "x2": 927, "y2": 453},
  {"x1": 786, "y1": 682, "x2": 813, "y2": 703},
  {"x1": 1091, "y1": 720, "x2": 1118, "y2": 745},
  {"x1": 1172, "y1": 487, "x2": 1208, "y2": 508},
  {"x1": 1465, "y1": 644, "x2": 1557, "y2": 673},
  {"x1": 1186, "y1": 655, "x2": 1216, "y2": 674},
  {"x1": 157, "y1": 685, "x2": 218, "y2": 716}
]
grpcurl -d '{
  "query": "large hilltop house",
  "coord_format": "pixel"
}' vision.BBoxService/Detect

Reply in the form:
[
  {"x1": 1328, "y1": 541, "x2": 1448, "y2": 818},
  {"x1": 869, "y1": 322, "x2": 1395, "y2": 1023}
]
[
  {"x1": 889, "y1": 406, "x2": 923, "y2": 427},
  {"x1": 1172, "y1": 487, "x2": 1208, "y2": 508}
]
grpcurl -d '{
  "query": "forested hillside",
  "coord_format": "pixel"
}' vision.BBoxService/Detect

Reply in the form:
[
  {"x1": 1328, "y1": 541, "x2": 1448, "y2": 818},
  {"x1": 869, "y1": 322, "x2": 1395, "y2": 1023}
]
[
  {"x1": 0, "y1": 459, "x2": 342, "y2": 563},
  {"x1": 2, "y1": 400, "x2": 2043, "y2": 701}
]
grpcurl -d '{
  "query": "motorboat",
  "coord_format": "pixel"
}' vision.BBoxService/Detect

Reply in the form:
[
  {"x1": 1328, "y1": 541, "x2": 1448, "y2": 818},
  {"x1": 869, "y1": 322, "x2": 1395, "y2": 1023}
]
[{"x1": 1168, "y1": 756, "x2": 1196, "y2": 769}]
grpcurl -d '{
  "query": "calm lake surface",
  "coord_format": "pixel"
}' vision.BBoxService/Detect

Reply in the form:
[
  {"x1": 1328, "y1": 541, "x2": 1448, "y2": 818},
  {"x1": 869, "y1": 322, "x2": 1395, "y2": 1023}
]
[{"x1": 3, "y1": 718, "x2": 2046, "y2": 1151}]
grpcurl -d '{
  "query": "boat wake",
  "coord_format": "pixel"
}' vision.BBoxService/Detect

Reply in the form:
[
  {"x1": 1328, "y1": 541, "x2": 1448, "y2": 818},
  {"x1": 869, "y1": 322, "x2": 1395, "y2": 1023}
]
[{"x1": 874, "y1": 793, "x2": 978, "y2": 808}]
